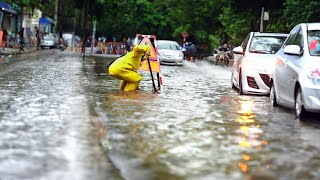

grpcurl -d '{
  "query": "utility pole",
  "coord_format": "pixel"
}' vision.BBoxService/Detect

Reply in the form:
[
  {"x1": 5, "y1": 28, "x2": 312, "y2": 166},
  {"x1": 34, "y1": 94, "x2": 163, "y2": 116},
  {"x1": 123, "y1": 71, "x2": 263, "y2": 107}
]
[
  {"x1": 260, "y1": 7, "x2": 264, "y2": 32},
  {"x1": 72, "y1": 10, "x2": 77, "y2": 51},
  {"x1": 90, "y1": 20, "x2": 96, "y2": 56},
  {"x1": 82, "y1": 0, "x2": 89, "y2": 60}
]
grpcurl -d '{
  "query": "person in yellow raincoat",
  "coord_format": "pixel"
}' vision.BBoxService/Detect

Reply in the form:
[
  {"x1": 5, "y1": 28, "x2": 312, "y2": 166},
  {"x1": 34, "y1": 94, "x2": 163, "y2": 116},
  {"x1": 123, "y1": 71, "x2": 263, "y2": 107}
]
[{"x1": 109, "y1": 44, "x2": 151, "y2": 91}]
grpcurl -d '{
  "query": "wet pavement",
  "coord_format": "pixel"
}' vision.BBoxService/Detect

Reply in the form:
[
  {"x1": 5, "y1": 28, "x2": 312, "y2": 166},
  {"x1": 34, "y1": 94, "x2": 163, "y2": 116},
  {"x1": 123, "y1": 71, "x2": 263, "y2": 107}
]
[
  {"x1": 1, "y1": 51, "x2": 320, "y2": 180},
  {"x1": 0, "y1": 50, "x2": 120, "y2": 180},
  {"x1": 85, "y1": 57, "x2": 320, "y2": 180}
]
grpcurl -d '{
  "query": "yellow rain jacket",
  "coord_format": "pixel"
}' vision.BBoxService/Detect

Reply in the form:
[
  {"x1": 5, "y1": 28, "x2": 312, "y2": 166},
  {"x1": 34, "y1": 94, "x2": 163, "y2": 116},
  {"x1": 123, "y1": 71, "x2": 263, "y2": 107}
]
[{"x1": 109, "y1": 44, "x2": 151, "y2": 91}]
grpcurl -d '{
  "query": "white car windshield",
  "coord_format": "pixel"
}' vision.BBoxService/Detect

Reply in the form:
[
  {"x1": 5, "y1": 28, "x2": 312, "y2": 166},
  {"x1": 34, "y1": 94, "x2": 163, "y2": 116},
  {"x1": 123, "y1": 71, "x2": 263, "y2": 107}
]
[
  {"x1": 249, "y1": 36, "x2": 286, "y2": 54},
  {"x1": 308, "y1": 30, "x2": 320, "y2": 56},
  {"x1": 44, "y1": 35, "x2": 55, "y2": 40},
  {"x1": 158, "y1": 42, "x2": 180, "y2": 50}
]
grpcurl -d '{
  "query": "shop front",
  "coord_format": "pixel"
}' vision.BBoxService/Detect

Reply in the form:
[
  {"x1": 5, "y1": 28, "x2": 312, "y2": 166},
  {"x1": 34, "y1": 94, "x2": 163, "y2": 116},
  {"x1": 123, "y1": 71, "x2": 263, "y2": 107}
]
[
  {"x1": 39, "y1": 17, "x2": 54, "y2": 35},
  {"x1": 0, "y1": 1, "x2": 19, "y2": 47}
]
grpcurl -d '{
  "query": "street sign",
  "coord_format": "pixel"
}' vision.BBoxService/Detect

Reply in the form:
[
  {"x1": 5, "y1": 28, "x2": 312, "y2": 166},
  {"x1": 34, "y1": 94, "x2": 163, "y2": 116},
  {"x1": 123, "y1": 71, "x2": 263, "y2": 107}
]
[
  {"x1": 138, "y1": 36, "x2": 157, "y2": 61},
  {"x1": 134, "y1": 34, "x2": 163, "y2": 90}
]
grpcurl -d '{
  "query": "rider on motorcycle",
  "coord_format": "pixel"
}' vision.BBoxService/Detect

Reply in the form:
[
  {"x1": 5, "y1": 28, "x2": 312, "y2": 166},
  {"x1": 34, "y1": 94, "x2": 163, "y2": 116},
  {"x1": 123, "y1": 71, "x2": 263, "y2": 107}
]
[
  {"x1": 218, "y1": 43, "x2": 229, "y2": 52},
  {"x1": 187, "y1": 42, "x2": 197, "y2": 61}
]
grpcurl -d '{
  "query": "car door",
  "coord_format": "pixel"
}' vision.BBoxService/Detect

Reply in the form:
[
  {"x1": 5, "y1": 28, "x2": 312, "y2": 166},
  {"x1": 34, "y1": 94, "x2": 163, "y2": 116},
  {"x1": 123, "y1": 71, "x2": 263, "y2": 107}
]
[
  {"x1": 233, "y1": 33, "x2": 251, "y2": 87},
  {"x1": 275, "y1": 26, "x2": 303, "y2": 106}
]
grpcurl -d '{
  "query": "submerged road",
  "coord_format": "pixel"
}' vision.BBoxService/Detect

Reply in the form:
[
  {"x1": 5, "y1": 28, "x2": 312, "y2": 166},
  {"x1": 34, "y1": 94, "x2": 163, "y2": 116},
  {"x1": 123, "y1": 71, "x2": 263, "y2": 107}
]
[
  {"x1": 86, "y1": 56, "x2": 320, "y2": 180},
  {"x1": 0, "y1": 50, "x2": 120, "y2": 180},
  {"x1": 1, "y1": 50, "x2": 320, "y2": 180}
]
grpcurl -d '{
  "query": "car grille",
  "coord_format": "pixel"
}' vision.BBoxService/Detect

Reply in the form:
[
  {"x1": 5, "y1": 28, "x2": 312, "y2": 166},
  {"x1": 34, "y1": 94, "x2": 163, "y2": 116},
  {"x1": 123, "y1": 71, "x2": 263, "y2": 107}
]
[
  {"x1": 259, "y1": 73, "x2": 271, "y2": 87},
  {"x1": 247, "y1": 76, "x2": 259, "y2": 89},
  {"x1": 162, "y1": 60, "x2": 176, "y2": 63}
]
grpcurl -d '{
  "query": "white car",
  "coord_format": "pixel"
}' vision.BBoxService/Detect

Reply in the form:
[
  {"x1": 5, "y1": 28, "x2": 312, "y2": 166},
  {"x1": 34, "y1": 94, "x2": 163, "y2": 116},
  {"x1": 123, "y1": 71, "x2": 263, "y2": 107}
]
[
  {"x1": 157, "y1": 40, "x2": 184, "y2": 66},
  {"x1": 231, "y1": 32, "x2": 288, "y2": 95},
  {"x1": 40, "y1": 34, "x2": 57, "y2": 49},
  {"x1": 270, "y1": 23, "x2": 320, "y2": 117}
]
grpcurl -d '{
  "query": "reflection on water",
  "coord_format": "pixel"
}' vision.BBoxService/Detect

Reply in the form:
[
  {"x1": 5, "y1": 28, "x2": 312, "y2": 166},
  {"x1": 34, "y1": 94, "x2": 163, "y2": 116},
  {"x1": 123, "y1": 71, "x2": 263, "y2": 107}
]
[{"x1": 235, "y1": 98, "x2": 269, "y2": 177}]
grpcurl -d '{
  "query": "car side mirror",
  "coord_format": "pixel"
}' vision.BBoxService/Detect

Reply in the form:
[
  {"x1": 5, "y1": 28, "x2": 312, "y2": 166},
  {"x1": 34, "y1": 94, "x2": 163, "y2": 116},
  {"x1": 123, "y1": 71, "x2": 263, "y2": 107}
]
[
  {"x1": 284, "y1": 45, "x2": 303, "y2": 56},
  {"x1": 233, "y1": 46, "x2": 244, "y2": 54}
]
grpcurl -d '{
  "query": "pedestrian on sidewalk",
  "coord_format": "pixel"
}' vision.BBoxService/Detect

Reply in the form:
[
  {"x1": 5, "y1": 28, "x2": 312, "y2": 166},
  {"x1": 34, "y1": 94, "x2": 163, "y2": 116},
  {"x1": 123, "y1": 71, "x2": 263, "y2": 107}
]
[
  {"x1": 2, "y1": 28, "x2": 8, "y2": 49},
  {"x1": 35, "y1": 26, "x2": 41, "y2": 50},
  {"x1": 19, "y1": 28, "x2": 25, "y2": 52}
]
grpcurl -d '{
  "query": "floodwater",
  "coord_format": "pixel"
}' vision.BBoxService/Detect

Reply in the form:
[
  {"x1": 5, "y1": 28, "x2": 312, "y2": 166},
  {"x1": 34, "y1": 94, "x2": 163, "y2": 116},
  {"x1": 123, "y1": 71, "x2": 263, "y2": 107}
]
[
  {"x1": 0, "y1": 50, "x2": 120, "y2": 180},
  {"x1": 84, "y1": 57, "x2": 320, "y2": 180},
  {"x1": 1, "y1": 50, "x2": 320, "y2": 180}
]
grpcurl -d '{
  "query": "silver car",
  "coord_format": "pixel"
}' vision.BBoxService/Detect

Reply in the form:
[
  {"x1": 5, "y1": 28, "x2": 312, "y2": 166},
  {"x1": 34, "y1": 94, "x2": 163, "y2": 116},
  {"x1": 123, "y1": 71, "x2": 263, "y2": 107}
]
[
  {"x1": 40, "y1": 34, "x2": 57, "y2": 49},
  {"x1": 231, "y1": 32, "x2": 288, "y2": 95},
  {"x1": 157, "y1": 40, "x2": 184, "y2": 66},
  {"x1": 270, "y1": 23, "x2": 320, "y2": 117}
]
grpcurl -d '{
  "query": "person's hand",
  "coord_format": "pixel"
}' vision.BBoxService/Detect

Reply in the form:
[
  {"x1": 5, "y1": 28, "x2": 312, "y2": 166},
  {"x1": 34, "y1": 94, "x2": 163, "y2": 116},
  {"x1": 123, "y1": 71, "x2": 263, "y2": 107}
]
[{"x1": 145, "y1": 50, "x2": 151, "y2": 57}]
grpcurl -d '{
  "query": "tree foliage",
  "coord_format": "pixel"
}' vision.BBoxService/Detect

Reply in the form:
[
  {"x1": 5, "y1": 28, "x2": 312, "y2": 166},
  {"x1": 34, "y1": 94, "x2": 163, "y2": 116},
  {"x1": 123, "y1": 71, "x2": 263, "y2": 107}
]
[
  {"x1": 4, "y1": 0, "x2": 320, "y2": 51},
  {"x1": 284, "y1": 0, "x2": 320, "y2": 27}
]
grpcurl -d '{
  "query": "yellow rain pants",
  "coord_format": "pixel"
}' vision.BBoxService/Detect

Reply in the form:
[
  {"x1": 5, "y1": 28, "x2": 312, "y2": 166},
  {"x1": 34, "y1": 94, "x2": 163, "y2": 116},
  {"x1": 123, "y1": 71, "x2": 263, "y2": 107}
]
[{"x1": 109, "y1": 44, "x2": 151, "y2": 91}]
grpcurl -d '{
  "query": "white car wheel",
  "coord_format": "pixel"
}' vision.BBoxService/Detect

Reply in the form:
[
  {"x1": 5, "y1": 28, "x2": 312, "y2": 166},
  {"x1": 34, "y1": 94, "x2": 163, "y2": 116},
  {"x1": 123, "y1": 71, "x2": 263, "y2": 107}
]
[
  {"x1": 270, "y1": 83, "x2": 277, "y2": 107},
  {"x1": 295, "y1": 88, "x2": 306, "y2": 118}
]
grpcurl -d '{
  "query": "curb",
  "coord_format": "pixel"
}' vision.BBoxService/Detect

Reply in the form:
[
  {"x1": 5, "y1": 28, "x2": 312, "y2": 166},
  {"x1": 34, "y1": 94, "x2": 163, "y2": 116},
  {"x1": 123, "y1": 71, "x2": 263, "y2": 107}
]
[{"x1": 0, "y1": 47, "x2": 37, "y2": 58}]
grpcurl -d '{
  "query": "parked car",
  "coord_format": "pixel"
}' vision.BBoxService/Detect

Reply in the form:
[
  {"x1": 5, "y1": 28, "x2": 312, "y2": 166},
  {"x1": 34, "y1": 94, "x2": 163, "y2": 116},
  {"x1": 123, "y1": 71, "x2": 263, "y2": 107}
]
[
  {"x1": 270, "y1": 23, "x2": 320, "y2": 117},
  {"x1": 231, "y1": 32, "x2": 288, "y2": 95},
  {"x1": 40, "y1": 34, "x2": 57, "y2": 49},
  {"x1": 157, "y1": 40, "x2": 184, "y2": 65}
]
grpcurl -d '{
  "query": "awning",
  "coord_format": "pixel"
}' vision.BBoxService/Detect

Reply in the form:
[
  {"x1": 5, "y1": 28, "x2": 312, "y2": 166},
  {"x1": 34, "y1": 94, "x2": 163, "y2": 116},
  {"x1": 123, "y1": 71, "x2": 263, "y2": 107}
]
[
  {"x1": 0, "y1": 2, "x2": 17, "y2": 15},
  {"x1": 39, "y1": 17, "x2": 54, "y2": 25}
]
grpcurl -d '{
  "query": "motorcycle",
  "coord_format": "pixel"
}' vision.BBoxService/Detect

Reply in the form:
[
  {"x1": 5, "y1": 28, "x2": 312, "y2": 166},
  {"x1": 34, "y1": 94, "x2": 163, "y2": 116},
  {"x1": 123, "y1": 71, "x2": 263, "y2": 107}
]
[{"x1": 215, "y1": 49, "x2": 230, "y2": 67}]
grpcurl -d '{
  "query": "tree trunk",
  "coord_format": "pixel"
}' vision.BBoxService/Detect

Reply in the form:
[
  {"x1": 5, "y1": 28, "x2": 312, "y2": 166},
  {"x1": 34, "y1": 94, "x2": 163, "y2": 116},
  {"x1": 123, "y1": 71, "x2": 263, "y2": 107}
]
[{"x1": 53, "y1": 0, "x2": 58, "y2": 33}]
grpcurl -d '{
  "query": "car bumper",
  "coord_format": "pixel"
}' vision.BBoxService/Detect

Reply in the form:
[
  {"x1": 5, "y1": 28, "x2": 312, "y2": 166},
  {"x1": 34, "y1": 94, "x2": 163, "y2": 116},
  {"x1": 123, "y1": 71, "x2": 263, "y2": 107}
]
[
  {"x1": 41, "y1": 42, "x2": 55, "y2": 47},
  {"x1": 160, "y1": 58, "x2": 183, "y2": 66},
  {"x1": 301, "y1": 87, "x2": 320, "y2": 112},
  {"x1": 242, "y1": 69, "x2": 271, "y2": 95}
]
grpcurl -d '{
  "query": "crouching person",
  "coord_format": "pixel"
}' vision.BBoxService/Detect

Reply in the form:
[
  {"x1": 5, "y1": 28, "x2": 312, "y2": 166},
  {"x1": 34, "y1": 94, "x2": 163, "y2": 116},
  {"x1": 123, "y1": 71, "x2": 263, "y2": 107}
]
[{"x1": 109, "y1": 44, "x2": 151, "y2": 91}]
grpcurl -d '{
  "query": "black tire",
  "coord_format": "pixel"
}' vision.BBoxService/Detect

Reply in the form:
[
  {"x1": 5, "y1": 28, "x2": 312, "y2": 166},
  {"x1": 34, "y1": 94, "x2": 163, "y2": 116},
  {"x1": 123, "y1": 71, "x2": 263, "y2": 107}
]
[
  {"x1": 239, "y1": 71, "x2": 244, "y2": 95},
  {"x1": 231, "y1": 73, "x2": 236, "y2": 89},
  {"x1": 270, "y1": 82, "x2": 277, "y2": 107},
  {"x1": 295, "y1": 87, "x2": 306, "y2": 118}
]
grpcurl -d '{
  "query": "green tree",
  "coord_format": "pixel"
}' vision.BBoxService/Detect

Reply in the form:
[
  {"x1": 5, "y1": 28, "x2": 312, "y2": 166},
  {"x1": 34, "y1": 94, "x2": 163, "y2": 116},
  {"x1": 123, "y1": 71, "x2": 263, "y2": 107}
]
[
  {"x1": 7, "y1": 0, "x2": 318, "y2": 52},
  {"x1": 284, "y1": 0, "x2": 320, "y2": 28}
]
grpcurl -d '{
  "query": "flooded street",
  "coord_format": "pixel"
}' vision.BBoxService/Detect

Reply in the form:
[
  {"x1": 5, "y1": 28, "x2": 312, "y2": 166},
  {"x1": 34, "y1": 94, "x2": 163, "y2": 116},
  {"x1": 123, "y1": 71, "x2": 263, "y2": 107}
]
[
  {"x1": 1, "y1": 51, "x2": 320, "y2": 180},
  {"x1": 85, "y1": 57, "x2": 320, "y2": 180},
  {"x1": 0, "y1": 50, "x2": 120, "y2": 180}
]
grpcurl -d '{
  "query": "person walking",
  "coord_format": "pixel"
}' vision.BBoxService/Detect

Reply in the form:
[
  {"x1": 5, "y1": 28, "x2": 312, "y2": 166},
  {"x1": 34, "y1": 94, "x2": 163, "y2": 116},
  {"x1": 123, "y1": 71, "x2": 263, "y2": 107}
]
[
  {"x1": 35, "y1": 26, "x2": 41, "y2": 50},
  {"x1": 19, "y1": 28, "x2": 25, "y2": 52},
  {"x1": 2, "y1": 28, "x2": 8, "y2": 49}
]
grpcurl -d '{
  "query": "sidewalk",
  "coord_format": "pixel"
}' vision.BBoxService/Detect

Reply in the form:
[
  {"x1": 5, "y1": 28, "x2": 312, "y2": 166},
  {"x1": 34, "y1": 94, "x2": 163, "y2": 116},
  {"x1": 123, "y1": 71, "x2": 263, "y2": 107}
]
[{"x1": 0, "y1": 46, "x2": 37, "y2": 57}]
